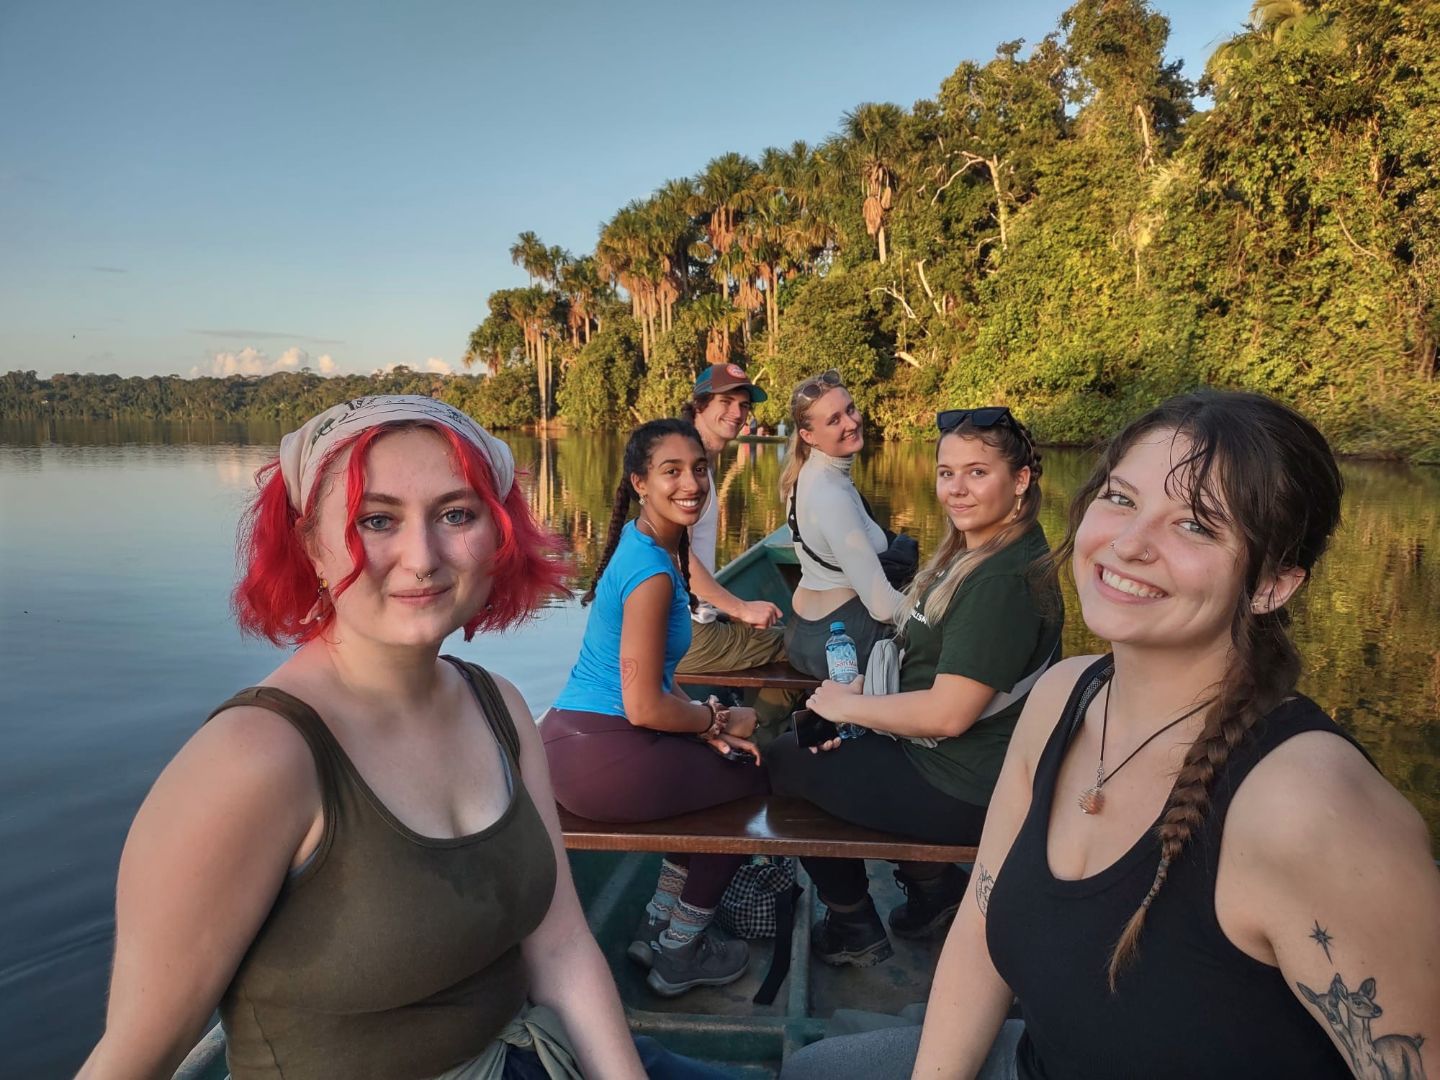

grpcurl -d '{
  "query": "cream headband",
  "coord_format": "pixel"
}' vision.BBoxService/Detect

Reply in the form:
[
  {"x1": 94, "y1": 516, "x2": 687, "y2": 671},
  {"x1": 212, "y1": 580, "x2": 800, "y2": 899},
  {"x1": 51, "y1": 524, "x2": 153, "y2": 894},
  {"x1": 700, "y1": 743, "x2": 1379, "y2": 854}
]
[{"x1": 277, "y1": 395, "x2": 516, "y2": 513}]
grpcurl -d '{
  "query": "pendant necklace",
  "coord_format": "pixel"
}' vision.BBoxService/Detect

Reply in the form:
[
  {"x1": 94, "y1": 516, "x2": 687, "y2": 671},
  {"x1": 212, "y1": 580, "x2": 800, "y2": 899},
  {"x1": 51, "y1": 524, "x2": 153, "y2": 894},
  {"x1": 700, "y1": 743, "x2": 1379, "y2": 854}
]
[
  {"x1": 636, "y1": 515, "x2": 683, "y2": 574},
  {"x1": 1078, "y1": 681, "x2": 1213, "y2": 815}
]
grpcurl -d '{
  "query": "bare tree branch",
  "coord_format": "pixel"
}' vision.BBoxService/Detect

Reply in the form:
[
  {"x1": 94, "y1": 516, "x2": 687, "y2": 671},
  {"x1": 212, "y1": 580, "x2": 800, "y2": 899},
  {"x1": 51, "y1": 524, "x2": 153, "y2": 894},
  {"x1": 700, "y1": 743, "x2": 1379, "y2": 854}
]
[
  {"x1": 1334, "y1": 208, "x2": 1385, "y2": 262},
  {"x1": 894, "y1": 350, "x2": 922, "y2": 369},
  {"x1": 871, "y1": 285, "x2": 919, "y2": 321},
  {"x1": 931, "y1": 155, "x2": 987, "y2": 204},
  {"x1": 915, "y1": 259, "x2": 944, "y2": 316}
]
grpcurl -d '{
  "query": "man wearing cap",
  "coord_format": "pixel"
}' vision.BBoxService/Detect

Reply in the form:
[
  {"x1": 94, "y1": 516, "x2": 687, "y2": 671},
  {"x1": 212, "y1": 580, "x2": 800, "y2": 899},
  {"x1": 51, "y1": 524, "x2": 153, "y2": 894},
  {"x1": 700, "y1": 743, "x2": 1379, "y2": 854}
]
[{"x1": 676, "y1": 364, "x2": 787, "y2": 679}]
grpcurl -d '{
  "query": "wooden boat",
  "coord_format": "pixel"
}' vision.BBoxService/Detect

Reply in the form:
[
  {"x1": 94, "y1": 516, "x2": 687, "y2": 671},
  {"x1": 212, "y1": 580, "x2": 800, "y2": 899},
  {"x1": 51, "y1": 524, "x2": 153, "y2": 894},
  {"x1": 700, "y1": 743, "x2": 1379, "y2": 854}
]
[{"x1": 174, "y1": 527, "x2": 943, "y2": 1079}]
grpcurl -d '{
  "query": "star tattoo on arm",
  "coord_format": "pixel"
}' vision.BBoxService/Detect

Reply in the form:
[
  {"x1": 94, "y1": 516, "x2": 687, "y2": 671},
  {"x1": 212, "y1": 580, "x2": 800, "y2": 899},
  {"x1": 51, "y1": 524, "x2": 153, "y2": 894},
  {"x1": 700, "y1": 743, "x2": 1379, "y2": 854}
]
[{"x1": 1308, "y1": 920, "x2": 1335, "y2": 962}]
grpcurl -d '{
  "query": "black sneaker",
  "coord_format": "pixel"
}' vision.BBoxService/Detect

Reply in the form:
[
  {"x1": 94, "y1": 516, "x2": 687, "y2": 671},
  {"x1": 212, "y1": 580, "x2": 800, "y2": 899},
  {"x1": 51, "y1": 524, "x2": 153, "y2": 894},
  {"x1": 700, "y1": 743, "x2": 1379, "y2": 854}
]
[
  {"x1": 646, "y1": 927, "x2": 750, "y2": 997},
  {"x1": 887, "y1": 864, "x2": 970, "y2": 940},
  {"x1": 812, "y1": 898, "x2": 894, "y2": 967},
  {"x1": 626, "y1": 909, "x2": 669, "y2": 970}
]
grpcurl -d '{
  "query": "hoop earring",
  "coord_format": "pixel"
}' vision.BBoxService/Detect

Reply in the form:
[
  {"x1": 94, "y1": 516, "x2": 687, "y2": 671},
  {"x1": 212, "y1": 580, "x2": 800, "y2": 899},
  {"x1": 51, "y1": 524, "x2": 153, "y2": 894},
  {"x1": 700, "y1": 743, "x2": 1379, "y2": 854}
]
[{"x1": 301, "y1": 578, "x2": 331, "y2": 626}]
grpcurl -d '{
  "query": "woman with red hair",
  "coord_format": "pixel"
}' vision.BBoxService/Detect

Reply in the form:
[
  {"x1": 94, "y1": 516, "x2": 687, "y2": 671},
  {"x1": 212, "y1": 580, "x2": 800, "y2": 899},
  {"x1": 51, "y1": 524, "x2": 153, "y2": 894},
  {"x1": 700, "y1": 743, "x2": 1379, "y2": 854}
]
[{"x1": 79, "y1": 397, "x2": 724, "y2": 1080}]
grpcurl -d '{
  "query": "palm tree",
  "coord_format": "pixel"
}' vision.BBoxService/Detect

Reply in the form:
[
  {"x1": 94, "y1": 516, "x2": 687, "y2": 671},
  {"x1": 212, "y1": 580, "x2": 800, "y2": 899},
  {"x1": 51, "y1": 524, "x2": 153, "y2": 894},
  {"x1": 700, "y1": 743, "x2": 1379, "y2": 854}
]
[
  {"x1": 690, "y1": 153, "x2": 759, "y2": 265},
  {"x1": 509, "y1": 231, "x2": 547, "y2": 285},
  {"x1": 691, "y1": 294, "x2": 744, "y2": 365},
  {"x1": 1205, "y1": 0, "x2": 1344, "y2": 91},
  {"x1": 598, "y1": 203, "x2": 666, "y2": 361},
  {"x1": 558, "y1": 256, "x2": 603, "y2": 345},
  {"x1": 841, "y1": 102, "x2": 907, "y2": 264},
  {"x1": 506, "y1": 286, "x2": 559, "y2": 421}
]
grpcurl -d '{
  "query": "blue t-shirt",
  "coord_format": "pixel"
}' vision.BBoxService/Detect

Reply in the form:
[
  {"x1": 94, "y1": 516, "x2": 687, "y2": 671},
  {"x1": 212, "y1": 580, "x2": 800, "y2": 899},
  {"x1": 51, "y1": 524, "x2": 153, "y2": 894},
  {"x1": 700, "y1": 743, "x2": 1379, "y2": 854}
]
[{"x1": 553, "y1": 522, "x2": 693, "y2": 718}]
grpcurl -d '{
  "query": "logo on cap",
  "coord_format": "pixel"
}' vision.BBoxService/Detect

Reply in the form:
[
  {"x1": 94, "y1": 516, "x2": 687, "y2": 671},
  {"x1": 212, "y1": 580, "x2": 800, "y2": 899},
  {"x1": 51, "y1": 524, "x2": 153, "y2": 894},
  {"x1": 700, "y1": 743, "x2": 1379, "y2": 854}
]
[{"x1": 725, "y1": 364, "x2": 747, "y2": 380}]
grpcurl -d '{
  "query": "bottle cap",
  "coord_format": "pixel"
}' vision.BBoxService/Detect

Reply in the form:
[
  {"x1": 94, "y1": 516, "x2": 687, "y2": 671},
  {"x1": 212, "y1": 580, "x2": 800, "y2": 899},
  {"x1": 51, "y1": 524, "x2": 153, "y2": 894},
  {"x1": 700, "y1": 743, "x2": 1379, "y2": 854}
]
[{"x1": 828, "y1": 621, "x2": 845, "y2": 634}]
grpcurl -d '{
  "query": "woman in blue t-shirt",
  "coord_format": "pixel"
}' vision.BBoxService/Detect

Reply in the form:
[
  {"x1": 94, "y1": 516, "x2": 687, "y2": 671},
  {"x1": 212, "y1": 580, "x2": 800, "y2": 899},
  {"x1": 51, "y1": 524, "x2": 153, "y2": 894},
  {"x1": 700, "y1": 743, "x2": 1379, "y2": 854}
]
[{"x1": 542, "y1": 418, "x2": 767, "y2": 999}]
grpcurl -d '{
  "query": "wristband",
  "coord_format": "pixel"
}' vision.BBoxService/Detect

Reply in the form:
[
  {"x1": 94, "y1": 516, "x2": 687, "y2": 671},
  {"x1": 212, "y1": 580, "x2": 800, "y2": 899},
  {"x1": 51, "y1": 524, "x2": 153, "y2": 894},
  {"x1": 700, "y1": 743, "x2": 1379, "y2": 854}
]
[{"x1": 696, "y1": 697, "x2": 726, "y2": 740}]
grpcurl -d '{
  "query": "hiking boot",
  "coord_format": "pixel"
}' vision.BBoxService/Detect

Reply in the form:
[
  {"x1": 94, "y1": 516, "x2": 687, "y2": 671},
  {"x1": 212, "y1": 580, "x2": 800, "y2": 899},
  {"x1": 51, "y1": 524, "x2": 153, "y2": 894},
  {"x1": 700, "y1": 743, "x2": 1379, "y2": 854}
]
[
  {"x1": 888, "y1": 864, "x2": 970, "y2": 940},
  {"x1": 626, "y1": 909, "x2": 670, "y2": 970},
  {"x1": 646, "y1": 927, "x2": 750, "y2": 997},
  {"x1": 812, "y1": 898, "x2": 894, "y2": 967}
]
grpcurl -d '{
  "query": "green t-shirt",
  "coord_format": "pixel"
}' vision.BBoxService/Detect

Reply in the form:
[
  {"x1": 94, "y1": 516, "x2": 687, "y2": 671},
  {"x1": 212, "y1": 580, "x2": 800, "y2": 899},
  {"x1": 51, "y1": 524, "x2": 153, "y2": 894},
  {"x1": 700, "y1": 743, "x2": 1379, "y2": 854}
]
[{"x1": 898, "y1": 523, "x2": 1061, "y2": 805}]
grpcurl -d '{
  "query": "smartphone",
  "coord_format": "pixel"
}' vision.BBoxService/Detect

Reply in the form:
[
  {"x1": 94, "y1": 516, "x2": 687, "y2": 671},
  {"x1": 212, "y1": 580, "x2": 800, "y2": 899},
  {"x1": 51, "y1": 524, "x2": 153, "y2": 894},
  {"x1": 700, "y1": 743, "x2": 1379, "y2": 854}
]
[
  {"x1": 791, "y1": 708, "x2": 839, "y2": 749},
  {"x1": 721, "y1": 747, "x2": 757, "y2": 765}
]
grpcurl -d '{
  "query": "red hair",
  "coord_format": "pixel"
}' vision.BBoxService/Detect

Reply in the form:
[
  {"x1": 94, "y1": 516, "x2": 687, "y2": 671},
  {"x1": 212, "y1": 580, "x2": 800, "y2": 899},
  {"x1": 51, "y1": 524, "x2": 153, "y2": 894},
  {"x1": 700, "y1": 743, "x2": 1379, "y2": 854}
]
[{"x1": 234, "y1": 422, "x2": 569, "y2": 646}]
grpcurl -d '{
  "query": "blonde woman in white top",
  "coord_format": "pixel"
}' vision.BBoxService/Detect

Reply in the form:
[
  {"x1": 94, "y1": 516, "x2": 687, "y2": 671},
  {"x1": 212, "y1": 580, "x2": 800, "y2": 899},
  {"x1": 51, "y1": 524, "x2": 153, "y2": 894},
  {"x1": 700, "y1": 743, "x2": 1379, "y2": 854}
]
[{"x1": 779, "y1": 369, "x2": 907, "y2": 679}]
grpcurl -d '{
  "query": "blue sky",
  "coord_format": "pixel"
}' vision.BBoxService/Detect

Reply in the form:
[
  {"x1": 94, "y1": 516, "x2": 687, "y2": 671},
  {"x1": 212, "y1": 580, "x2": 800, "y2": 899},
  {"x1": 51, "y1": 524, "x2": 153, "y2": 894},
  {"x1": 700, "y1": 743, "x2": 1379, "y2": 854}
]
[{"x1": 0, "y1": 0, "x2": 1253, "y2": 380}]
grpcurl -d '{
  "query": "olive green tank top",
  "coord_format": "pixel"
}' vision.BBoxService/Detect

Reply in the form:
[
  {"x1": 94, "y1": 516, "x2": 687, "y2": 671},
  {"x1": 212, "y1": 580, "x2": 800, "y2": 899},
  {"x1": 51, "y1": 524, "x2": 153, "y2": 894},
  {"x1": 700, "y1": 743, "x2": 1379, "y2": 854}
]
[{"x1": 207, "y1": 658, "x2": 558, "y2": 1080}]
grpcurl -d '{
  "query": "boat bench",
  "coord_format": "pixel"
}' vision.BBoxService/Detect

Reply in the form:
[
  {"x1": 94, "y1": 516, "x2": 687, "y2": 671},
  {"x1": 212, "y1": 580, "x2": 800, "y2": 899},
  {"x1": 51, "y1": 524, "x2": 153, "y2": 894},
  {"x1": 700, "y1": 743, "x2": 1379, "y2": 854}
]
[
  {"x1": 679, "y1": 660, "x2": 820, "y2": 693},
  {"x1": 558, "y1": 794, "x2": 976, "y2": 863}
]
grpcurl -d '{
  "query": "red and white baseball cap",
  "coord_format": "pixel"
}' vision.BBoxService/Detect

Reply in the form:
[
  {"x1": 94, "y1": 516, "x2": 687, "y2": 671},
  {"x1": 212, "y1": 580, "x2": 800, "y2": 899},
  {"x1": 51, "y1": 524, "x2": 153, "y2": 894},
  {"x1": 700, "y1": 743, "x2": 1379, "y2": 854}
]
[{"x1": 693, "y1": 363, "x2": 768, "y2": 403}]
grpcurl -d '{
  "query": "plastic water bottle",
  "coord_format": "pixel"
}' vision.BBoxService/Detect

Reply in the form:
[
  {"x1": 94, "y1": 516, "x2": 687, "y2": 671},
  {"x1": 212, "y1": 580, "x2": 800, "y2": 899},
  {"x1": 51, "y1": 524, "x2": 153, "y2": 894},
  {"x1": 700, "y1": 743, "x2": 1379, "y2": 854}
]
[{"x1": 823, "y1": 621, "x2": 866, "y2": 740}]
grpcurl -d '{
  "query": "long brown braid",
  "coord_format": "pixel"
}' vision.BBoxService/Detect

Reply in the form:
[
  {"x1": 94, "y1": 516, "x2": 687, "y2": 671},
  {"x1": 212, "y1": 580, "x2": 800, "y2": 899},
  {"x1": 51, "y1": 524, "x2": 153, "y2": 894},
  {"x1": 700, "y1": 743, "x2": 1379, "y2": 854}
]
[
  {"x1": 582, "y1": 418, "x2": 704, "y2": 612},
  {"x1": 1051, "y1": 391, "x2": 1344, "y2": 990}
]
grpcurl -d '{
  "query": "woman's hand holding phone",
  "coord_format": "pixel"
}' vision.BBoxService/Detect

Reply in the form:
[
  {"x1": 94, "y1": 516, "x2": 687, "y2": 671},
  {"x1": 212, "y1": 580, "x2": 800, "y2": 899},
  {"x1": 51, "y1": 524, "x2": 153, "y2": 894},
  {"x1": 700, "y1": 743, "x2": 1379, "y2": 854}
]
[
  {"x1": 792, "y1": 708, "x2": 844, "y2": 755},
  {"x1": 707, "y1": 730, "x2": 762, "y2": 765}
]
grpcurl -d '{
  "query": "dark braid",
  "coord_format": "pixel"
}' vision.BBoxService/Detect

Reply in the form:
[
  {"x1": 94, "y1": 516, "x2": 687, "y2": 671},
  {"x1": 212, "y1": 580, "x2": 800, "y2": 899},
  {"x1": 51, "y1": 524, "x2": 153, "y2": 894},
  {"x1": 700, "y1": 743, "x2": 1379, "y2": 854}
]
[
  {"x1": 1051, "y1": 390, "x2": 1343, "y2": 990},
  {"x1": 676, "y1": 526, "x2": 697, "y2": 613},
  {"x1": 1108, "y1": 601, "x2": 1298, "y2": 987},
  {"x1": 582, "y1": 476, "x2": 636, "y2": 606},
  {"x1": 582, "y1": 417, "x2": 706, "y2": 608}
]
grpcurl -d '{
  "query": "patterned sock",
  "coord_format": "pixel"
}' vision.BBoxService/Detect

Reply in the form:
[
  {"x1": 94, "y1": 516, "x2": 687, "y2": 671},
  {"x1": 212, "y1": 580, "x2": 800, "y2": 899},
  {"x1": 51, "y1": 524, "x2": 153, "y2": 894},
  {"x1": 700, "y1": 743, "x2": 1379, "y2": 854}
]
[
  {"x1": 659, "y1": 899, "x2": 715, "y2": 947},
  {"x1": 644, "y1": 859, "x2": 688, "y2": 922}
]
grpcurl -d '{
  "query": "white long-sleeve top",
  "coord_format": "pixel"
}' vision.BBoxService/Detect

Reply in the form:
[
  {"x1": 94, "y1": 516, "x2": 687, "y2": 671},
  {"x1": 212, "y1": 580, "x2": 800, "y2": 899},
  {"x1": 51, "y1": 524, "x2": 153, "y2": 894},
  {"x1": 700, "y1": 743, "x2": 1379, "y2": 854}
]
[{"x1": 791, "y1": 448, "x2": 907, "y2": 624}]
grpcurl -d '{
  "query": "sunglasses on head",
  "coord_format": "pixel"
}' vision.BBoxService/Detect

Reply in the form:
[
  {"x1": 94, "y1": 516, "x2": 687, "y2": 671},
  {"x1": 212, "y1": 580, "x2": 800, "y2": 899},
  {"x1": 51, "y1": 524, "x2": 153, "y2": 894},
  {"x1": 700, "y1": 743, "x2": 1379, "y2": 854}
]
[
  {"x1": 937, "y1": 406, "x2": 1034, "y2": 450},
  {"x1": 794, "y1": 369, "x2": 843, "y2": 404}
]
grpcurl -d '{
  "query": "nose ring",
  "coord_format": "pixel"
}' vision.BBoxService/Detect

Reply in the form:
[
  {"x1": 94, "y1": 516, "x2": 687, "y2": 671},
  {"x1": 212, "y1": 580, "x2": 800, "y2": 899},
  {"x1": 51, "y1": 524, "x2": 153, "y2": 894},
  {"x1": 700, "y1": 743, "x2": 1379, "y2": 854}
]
[
  {"x1": 416, "y1": 570, "x2": 433, "y2": 582},
  {"x1": 1110, "y1": 540, "x2": 1153, "y2": 562}
]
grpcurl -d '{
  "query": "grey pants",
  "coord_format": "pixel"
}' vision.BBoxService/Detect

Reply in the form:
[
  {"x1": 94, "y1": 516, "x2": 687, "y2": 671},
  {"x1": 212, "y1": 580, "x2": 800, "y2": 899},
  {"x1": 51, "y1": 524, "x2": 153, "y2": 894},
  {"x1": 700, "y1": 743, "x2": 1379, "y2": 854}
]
[
  {"x1": 778, "y1": 1019, "x2": 1023, "y2": 1080},
  {"x1": 783, "y1": 594, "x2": 890, "y2": 681}
]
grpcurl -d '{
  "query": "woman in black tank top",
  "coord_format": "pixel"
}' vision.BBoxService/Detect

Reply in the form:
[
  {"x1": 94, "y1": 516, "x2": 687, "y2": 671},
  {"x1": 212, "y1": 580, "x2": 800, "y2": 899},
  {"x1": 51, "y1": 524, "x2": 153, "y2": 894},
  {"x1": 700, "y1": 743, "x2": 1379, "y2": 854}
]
[
  {"x1": 779, "y1": 391, "x2": 1440, "y2": 1080},
  {"x1": 905, "y1": 390, "x2": 1440, "y2": 1079}
]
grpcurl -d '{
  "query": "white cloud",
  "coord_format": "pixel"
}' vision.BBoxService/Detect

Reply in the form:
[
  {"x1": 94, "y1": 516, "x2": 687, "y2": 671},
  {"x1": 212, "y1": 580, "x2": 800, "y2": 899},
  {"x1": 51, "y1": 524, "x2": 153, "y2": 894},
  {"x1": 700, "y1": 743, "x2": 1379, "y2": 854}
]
[
  {"x1": 192, "y1": 345, "x2": 339, "y2": 377},
  {"x1": 374, "y1": 357, "x2": 454, "y2": 376}
]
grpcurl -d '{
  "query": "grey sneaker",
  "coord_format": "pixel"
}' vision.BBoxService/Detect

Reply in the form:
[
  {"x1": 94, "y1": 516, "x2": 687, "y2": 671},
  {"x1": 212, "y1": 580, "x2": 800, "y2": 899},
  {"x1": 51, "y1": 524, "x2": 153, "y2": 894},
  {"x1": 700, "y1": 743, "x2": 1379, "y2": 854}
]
[
  {"x1": 646, "y1": 927, "x2": 750, "y2": 997},
  {"x1": 627, "y1": 910, "x2": 669, "y2": 970}
]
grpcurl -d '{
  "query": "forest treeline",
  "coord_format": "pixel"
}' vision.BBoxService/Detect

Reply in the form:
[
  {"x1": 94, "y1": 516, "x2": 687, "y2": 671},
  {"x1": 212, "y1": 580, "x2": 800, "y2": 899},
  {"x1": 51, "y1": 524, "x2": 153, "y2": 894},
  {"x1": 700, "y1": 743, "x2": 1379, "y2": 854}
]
[
  {"x1": 0, "y1": 367, "x2": 532, "y2": 430},
  {"x1": 3, "y1": 1, "x2": 1437, "y2": 460},
  {"x1": 461, "y1": 0, "x2": 1439, "y2": 460}
]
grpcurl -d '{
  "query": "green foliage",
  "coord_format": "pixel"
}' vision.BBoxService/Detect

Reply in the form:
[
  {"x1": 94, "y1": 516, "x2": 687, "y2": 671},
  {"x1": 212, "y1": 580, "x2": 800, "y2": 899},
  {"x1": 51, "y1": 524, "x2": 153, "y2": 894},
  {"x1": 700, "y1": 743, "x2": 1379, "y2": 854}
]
[
  {"x1": 0, "y1": 367, "x2": 542, "y2": 430},
  {"x1": 752, "y1": 272, "x2": 888, "y2": 428},
  {"x1": 632, "y1": 331, "x2": 696, "y2": 421},
  {"x1": 453, "y1": 362, "x2": 539, "y2": 430},
  {"x1": 24, "y1": 0, "x2": 1440, "y2": 460},
  {"x1": 557, "y1": 321, "x2": 644, "y2": 428}
]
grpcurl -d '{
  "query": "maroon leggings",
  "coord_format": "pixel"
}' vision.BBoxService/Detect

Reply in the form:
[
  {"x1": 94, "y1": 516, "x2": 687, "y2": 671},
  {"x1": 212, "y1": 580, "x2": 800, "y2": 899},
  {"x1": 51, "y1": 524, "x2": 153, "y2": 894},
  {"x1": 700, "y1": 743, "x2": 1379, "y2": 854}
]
[{"x1": 541, "y1": 707, "x2": 770, "y2": 908}]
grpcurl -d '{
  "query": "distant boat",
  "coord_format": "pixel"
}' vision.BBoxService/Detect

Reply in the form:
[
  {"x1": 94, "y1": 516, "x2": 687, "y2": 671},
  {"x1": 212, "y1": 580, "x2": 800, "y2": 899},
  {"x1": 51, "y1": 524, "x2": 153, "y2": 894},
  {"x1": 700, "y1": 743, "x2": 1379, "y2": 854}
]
[{"x1": 173, "y1": 527, "x2": 945, "y2": 1079}]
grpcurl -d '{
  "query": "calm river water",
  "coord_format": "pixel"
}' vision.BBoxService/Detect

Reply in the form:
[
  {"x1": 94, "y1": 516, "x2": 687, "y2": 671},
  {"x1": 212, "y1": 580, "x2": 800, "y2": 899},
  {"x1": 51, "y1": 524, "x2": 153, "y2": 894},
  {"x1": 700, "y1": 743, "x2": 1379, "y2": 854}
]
[{"x1": 2, "y1": 419, "x2": 1437, "y2": 1076}]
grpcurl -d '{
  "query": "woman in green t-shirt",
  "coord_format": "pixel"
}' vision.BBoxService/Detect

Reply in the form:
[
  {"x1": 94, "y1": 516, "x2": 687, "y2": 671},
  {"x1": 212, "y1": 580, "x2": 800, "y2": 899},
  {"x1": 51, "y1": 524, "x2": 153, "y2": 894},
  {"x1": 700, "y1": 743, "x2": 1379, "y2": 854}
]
[{"x1": 768, "y1": 408, "x2": 1061, "y2": 968}]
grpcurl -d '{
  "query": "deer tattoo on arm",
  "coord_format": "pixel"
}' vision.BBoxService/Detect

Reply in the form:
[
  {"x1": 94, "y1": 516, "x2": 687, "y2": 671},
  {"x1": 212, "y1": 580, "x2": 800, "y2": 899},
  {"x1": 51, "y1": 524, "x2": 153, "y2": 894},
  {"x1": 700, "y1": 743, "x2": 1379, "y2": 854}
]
[{"x1": 1297, "y1": 921, "x2": 1427, "y2": 1079}]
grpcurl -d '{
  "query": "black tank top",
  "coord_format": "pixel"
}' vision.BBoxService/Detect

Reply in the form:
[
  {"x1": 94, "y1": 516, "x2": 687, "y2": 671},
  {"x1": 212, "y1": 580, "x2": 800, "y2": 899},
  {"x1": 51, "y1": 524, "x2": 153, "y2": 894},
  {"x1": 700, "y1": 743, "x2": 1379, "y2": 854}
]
[{"x1": 986, "y1": 656, "x2": 1361, "y2": 1080}]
